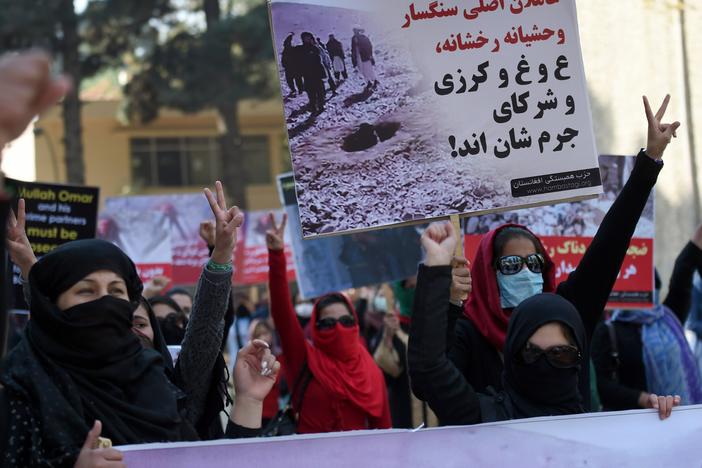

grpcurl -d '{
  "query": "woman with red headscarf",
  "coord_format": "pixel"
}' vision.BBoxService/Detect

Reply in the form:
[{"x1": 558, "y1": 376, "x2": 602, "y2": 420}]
[
  {"x1": 410, "y1": 94, "x2": 680, "y2": 415},
  {"x1": 266, "y1": 214, "x2": 391, "y2": 433}
]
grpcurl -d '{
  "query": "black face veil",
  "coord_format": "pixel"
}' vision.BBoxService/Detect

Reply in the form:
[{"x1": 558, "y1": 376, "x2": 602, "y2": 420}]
[{"x1": 502, "y1": 293, "x2": 586, "y2": 418}]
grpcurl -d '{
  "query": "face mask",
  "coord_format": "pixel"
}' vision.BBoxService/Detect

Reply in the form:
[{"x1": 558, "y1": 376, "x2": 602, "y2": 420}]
[
  {"x1": 314, "y1": 323, "x2": 359, "y2": 361},
  {"x1": 295, "y1": 303, "x2": 314, "y2": 319},
  {"x1": 511, "y1": 354, "x2": 579, "y2": 406},
  {"x1": 57, "y1": 295, "x2": 141, "y2": 365},
  {"x1": 373, "y1": 296, "x2": 388, "y2": 313},
  {"x1": 497, "y1": 269, "x2": 544, "y2": 308}
]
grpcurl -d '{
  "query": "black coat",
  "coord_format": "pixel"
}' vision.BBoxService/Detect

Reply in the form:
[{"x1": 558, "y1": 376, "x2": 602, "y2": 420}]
[
  {"x1": 409, "y1": 151, "x2": 663, "y2": 424},
  {"x1": 351, "y1": 34, "x2": 373, "y2": 66},
  {"x1": 591, "y1": 241, "x2": 702, "y2": 410}
]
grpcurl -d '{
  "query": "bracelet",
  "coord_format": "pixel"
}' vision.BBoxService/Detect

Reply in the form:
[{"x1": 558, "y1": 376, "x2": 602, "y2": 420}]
[
  {"x1": 207, "y1": 259, "x2": 233, "y2": 272},
  {"x1": 449, "y1": 298, "x2": 464, "y2": 307}
]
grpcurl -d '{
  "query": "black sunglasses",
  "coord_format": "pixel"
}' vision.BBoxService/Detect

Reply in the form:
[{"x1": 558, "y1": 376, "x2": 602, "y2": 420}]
[
  {"x1": 496, "y1": 253, "x2": 544, "y2": 275},
  {"x1": 316, "y1": 315, "x2": 356, "y2": 330},
  {"x1": 520, "y1": 343, "x2": 581, "y2": 368}
]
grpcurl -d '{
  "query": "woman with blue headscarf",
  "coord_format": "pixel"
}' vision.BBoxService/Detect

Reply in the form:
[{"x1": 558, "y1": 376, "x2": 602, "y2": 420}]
[{"x1": 592, "y1": 224, "x2": 702, "y2": 410}]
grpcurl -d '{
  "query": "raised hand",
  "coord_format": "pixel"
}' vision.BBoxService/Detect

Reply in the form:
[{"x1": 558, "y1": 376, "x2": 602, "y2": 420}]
[
  {"x1": 198, "y1": 220, "x2": 216, "y2": 248},
  {"x1": 265, "y1": 212, "x2": 287, "y2": 251},
  {"x1": 450, "y1": 256, "x2": 472, "y2": 303},
  {"x1": 421, "y1": 221, "x2": 457, "y2": 267},
  {"x1": 6, "y1": 198, "x2": 36, "y2": 279},
  {"x1": 0, "y1": 51, "x2": 71, "y2": 146},
  {"x1": 73, "y1": 420, "x2": 125, "y2": 468},
  {"x1": 142, "y1": 275, "x2": 171, "y2": 299},
  {"x1": 203, "y1": 181, "x2": 244, "y2": 265},
  {"x1": 643, "y1": 94, "x2": 681, "y2": 160},
  {"x1": 234, "y1": 339, "x2": 280, "y2": 402},
  {"x1": 649, "y1": 394, "x2": 681, "y2": 420}
]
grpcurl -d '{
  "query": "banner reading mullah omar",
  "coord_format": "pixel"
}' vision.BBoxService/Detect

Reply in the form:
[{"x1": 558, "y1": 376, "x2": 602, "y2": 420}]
[{"x1": 269, "y1": 0, "x2": 601, "y2": 237}]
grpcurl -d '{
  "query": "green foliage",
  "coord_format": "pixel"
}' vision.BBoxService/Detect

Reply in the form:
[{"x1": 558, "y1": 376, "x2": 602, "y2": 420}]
[{"x1": 124, "y1": 2, "x2": 276, "y2": 123}]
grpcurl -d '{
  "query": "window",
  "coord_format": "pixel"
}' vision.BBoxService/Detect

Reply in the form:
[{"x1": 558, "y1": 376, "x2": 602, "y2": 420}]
[{"x1": 130, "y1": 135, "x2": 273, "y2": 187}]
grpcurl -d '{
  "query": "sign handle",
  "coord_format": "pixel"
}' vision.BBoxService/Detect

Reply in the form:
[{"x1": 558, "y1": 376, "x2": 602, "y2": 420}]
[{"x1": 450, "y1": 214, "x2": 463, "y2": 259}]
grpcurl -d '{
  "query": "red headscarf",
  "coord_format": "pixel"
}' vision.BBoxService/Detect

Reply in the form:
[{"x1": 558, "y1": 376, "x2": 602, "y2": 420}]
[
  {"x1": 305, "y1": 293, "x2": 387, "y2": 419},
  {"x1": 463, "y1": 223, "x2": 557, "y2": 351}
]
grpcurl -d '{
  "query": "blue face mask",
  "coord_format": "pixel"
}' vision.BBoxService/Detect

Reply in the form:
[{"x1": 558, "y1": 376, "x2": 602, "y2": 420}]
[{"x1": 497, "y1": 269, "x2": 544, "y2": 308}]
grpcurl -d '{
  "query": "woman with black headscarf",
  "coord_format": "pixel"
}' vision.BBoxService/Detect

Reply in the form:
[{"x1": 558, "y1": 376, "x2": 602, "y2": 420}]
[
  {"x1": 409, "y1": 222, "x2": 681, "y2": 424},
  {"x1": 0, "y1": 182, "x2": 281, "y2": 467}
]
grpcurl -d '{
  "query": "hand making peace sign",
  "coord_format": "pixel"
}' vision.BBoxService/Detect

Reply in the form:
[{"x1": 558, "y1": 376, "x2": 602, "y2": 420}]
[
  {"x1": 203, "y1": 181, "x2": 244, "y2": 265},
  {"x1": 643, "y1": 94, "x2": 681, "y2": 160},
  {"x1": 265, "y1": 212, "x2": 287, "y2": 252}
]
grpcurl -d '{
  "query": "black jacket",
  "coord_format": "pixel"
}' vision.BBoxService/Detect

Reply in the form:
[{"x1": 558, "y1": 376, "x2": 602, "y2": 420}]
[
  {"x1": 592, "y1": 241, "x2": 702, "y2": 410},
  {"x1": 409, "y1": 151, "x2": 663, "y2": 424}
]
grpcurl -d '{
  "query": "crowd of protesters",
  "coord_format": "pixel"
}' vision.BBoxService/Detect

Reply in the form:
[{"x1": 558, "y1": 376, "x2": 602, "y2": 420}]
[{"x1": 0, "y1": 50, "x2": 696, "y2": 468}]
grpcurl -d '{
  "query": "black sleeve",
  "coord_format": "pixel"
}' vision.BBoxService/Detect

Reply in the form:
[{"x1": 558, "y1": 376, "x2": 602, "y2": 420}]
[
  {"x1": 663, "y1": 242, "x2": 702, "y2": 323},
  {"x1": 408, "y1": 264, "x2": 481, "y2": 426},
  {"x1": 224, "y1": 420, "x2": 260, "y2": 439},
  {"x1": 591, "y1": 322, "x2": 642, "y2": 410},
  {"x1": 557, "y1": 152, "x2": 662, "y2": 338},
  {"x1": 445, "y1": 303, "x2": 463, "y2": 352}
]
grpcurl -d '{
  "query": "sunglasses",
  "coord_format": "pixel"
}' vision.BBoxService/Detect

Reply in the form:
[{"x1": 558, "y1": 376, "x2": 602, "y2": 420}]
[
  {"x1": 520, "y1": 343, "x2": 582, "y2": 368},
  {"x1": 496, "y1": 253, "x2": 544, "y2": 275},
  {"x1": 316, "y1": 315, "x2": 356, "y2": 330}
]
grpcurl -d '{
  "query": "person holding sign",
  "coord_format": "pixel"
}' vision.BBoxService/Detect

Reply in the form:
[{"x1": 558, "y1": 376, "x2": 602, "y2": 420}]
[
  {"x1": 409, "y1": 221, "x2": 681, "y2": 424},
  {"x1": 266, "y1": 213, "x2": 392, "y2": 433},
  {"x1": 409, "y1": 95, "x2": 680, "y2": 416}
]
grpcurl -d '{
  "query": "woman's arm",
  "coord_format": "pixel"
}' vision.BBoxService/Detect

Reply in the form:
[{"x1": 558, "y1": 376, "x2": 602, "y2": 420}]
[
  {"x1": 266, "y1": 213, "x2": 308, "y2": 384},
  {"x1": 177, "y1": 181, "x2": 243, "y2": 425},
  {"x1": 408, "y1": 223, "x2": 482, "y2": 426},
  {"x1": 558, "y1": 95, "x2": 679, "y2": 338},
  {"x1": 663, "y1": 226, "x2": 702, "y2": 322}
]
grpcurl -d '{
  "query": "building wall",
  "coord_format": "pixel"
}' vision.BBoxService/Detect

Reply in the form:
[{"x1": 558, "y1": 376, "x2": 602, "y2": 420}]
[
  {"x1": 578, "y1": 0, "x2": 701, "y2": 290},
  {"x1": 34, "y1": 99, "x2": 287, "y2": 211}
]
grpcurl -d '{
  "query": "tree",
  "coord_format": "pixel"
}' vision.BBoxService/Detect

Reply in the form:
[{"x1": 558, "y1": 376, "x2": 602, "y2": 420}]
[
  {"x1": 124, "y1": 0, "x2": 276, "y2": 209},
  {"x1": 0, "y1": 0, "x2": 170, "y2": 184}
]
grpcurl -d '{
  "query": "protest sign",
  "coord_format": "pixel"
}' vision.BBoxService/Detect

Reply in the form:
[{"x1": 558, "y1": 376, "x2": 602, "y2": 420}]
[
  {"x1": 99, "y1": 194, "x2": 211, "y2": 285},
  {"x1": 119, "y1": 405, "x2": 702, "y2": 468},
  {"x1": 4, "y1": 178, "x2": 99, "y2": 309},
  {"x1": 269, "y1": 0, "x2": 601, "y2": 238},
  {"x1": 463, "y1": 155, "x2": 654, "y2": 309},
  {"x1": 233, "y1": 209, "x2": 296, "y2": 285},
  {"x1": 278, "y1": 173, "x2": 423, "y2": 299}
]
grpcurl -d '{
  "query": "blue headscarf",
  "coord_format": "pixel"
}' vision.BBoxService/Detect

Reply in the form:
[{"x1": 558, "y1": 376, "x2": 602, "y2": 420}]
[
  {"x1": 685, "y1": 272, "x2": 702, "y2": 337},
  {"x1": 612, "y1": 304, "x2": 702, "y2": 405}
]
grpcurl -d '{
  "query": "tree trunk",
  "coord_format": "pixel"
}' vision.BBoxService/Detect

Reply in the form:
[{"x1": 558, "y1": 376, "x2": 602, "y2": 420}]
[
  {"x1": 60, "y1": 0, "x2": 85, "y2": 185},
  {"x1": 217, "y1": 102, "x2": 248, "y2": 209}
]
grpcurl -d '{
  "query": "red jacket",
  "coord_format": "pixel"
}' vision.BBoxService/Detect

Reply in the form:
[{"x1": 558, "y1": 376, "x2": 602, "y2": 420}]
[{"x1": 268, "y1": 249, "x2": 392, "y2": 433}]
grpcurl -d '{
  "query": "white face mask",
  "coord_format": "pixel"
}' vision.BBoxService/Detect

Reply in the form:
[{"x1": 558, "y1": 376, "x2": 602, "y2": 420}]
[
  {"x1": 497, "y1": 269, "x2": 544, "y2": 308},
  {"x1": 295, "y1": 302, "x2": 314, "y2": 319},
  {"x1": 373, "y1": 296, "x2": 388, "y2": 313}
]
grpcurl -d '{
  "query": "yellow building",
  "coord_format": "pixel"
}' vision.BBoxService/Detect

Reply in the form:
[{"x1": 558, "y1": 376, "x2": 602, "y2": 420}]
[{"x1": 33, "y1": 78, "x2": 290, "y2": 211}]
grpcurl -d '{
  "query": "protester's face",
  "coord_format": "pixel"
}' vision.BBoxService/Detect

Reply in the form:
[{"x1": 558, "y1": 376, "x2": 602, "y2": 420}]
[
  {"x1": 318, "y1": 302, "x2": 352, "y2": 320},
  {"x1": 152, "y1": 303, "x2": 178, "y2": 320},
  {"x1": 132, "y1": 304, "x2": 155, "y2": 348},
  {"x1": 56, "y1": 270, "x2": 129, "y2": 311},
  {"x1": 170, "y1": 293, "x2": 192, "y2": 316},
  {"x1": 527, "y1": 322, "x2": 571, "y2": 349},
  {"x1": 499, "y1": 236, "x2": 538, "y2": 262}
]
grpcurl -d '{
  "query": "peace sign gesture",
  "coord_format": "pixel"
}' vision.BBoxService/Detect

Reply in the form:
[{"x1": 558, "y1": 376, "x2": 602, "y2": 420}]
[
  {"x1": 6, "y1": 198, "x2": 36, "y2": 279},
  {"x1": 203, "y1": 181, "x2": 244, "y2": 265},
  {"x1": 643, "y1": 94, "x2": 681, "y2": 160},
  {"x1": 265, "y1": 212, "x2": 287, "y2": 252}
]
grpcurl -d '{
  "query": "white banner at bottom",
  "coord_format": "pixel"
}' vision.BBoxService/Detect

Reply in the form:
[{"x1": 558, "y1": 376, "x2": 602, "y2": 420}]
[{"x1": 118, "y1": 405, "x2": 702, "y2": 467}]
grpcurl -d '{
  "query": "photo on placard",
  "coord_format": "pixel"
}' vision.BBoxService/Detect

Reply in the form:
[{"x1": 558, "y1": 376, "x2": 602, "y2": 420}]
[{"x1": 269, "y1": 0, "x2": 602, "y2": 238}]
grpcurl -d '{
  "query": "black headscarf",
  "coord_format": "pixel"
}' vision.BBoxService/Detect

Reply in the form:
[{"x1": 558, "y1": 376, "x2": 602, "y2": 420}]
[
  {"x1": 150, "y1": 295, "x2": 188, "y2": 345},
  {"x1": 501, "y1": 293, "x2": 586, "y2": 418},
  {"x1": 0, "y1": 240, "x2": 192, "y2": 467}
]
